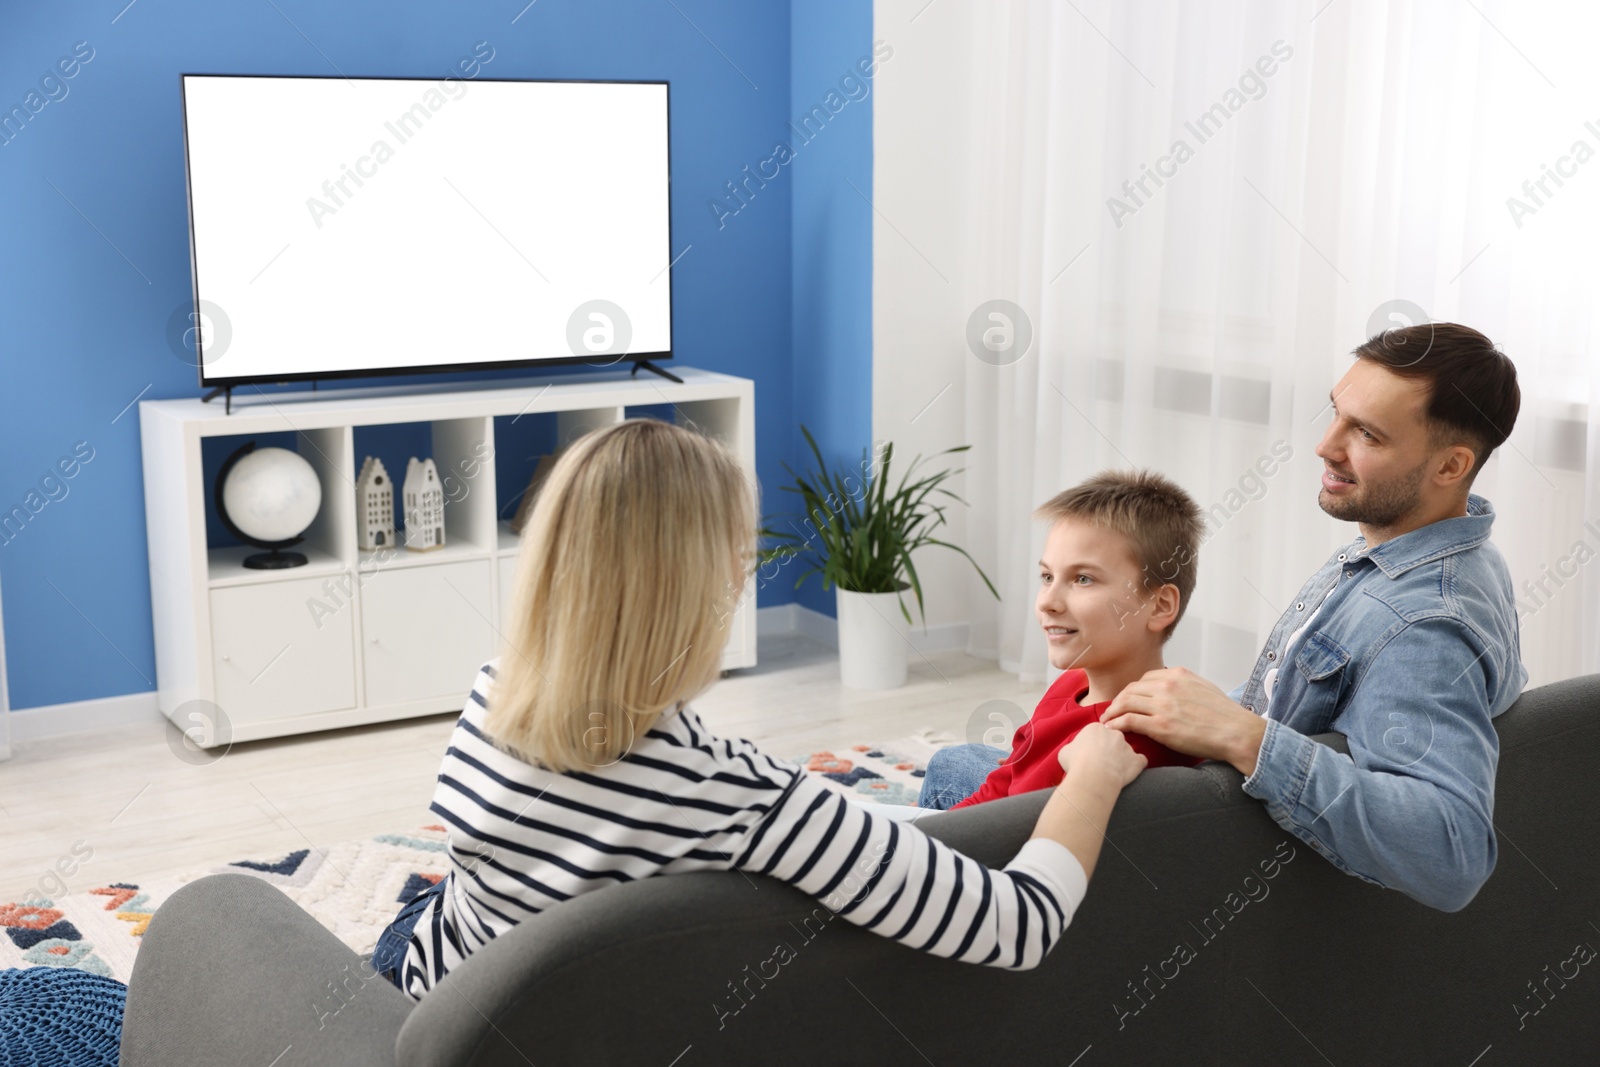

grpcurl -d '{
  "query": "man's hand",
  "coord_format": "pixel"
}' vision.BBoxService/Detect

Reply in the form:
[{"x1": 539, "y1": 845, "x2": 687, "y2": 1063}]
[{"x1": 1099, "y1": 666, "x2": 1267, "y2": 777}]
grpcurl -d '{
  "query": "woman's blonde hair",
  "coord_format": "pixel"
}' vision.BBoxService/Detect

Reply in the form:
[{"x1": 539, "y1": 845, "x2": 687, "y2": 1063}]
[{"x1": 485, "y1": 418, "x2": 757, "y2": 773}]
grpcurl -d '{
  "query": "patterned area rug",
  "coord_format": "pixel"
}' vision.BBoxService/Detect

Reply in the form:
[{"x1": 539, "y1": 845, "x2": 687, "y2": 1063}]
[
  {"x1": 0, "y1": 827, "x2": 452, "y2": 985},
  {"x1": 0, "y1": 734, "x2": 949, "y2": 984},
  {"x1": 789, "y1": 730, "x2": 953, "y2": 807}
]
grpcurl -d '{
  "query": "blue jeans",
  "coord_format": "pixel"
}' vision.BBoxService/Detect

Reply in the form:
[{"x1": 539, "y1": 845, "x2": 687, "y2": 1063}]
[
  {"x1": 371, "y1": 877, "x2": 448, "y2": 990},
  {"x1": 918, "y1": 743, "x2": 1008, "y2": 809}
]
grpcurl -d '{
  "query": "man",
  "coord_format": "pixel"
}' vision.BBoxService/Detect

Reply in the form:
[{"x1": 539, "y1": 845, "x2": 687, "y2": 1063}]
[{"x1": 925, "y1": 323, "x2": 1526, "y2": 912}]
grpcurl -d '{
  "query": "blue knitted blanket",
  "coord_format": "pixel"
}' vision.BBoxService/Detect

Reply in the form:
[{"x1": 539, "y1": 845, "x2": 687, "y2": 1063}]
[{"x1": 0, "y1": 968, "x2": 124, "y2": 1067}]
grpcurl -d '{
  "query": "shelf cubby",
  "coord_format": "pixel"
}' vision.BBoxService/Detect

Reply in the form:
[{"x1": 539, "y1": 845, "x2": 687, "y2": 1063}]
[
  {"x1": 201, "y1": 425, "x2": 353, "y2": 588},
  {"x1": 351, "y1": 417, "x2": 494, "y2": 565}
]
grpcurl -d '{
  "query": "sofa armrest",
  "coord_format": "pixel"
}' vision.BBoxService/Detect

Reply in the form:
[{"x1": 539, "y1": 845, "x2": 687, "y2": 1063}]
[{"x1": 122, "y1": 873, "x2": 413, "y2": 1067}]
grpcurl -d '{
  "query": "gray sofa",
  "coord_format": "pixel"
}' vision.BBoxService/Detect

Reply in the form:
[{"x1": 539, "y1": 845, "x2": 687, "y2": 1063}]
[{"x1": 120, "y1": 673, "x2": 1600, "y2": 1066}]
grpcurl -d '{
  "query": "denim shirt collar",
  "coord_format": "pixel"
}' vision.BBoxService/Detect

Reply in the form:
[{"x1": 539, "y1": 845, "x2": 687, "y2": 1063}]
[{"x1": 1349, "y1": 493, "x2": 1496, "y2": 579}]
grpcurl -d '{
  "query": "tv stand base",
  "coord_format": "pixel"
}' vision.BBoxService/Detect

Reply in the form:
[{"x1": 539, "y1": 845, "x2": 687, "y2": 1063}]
[
  {"x1": 630, "y1": 359, "x2": 684, "y2": 384},
  {"x1": 199, "y1": 385, "x2": 233, "y2": 414}
]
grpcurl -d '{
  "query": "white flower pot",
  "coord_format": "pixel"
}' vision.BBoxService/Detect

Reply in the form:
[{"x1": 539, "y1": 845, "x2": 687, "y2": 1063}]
[{"x1": 836, "y1": 585, "x2": 911, "y2": 690}]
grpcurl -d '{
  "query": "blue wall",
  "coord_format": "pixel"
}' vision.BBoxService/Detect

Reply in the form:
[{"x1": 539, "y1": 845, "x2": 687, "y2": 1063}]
[
  {"x1": 788, "y1": 0, "x2": 875, "y2": 619},
  {"x1": 0, "y1": 0, "x2": 871, "y2": 712}
]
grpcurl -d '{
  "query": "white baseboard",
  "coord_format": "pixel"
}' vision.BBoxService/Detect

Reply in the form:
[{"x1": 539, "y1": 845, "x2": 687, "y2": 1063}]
[
  {"x1": 755, "y1": 604, "x2": 971, "y2": 654},
  {"x1": 8, "y1": 691, "x2": 165, "y2": 745},
  {"x1": 754, "y1": 602, "x2": 808, "y2": 636},
  {"x1": 756, "y1": 603, "x2": 837, "y2": 647}
]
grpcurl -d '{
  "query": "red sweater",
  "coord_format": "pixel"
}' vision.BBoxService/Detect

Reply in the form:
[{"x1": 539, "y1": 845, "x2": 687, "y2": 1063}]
[{"x1": 951, "y1": 669, "x2": 1203, "y2": 809}]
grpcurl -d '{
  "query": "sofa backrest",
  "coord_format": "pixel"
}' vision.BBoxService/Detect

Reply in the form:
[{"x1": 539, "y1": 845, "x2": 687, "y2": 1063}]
[{"x1": 397, "y1": 674, "x2": 1600, "y2": 1066}]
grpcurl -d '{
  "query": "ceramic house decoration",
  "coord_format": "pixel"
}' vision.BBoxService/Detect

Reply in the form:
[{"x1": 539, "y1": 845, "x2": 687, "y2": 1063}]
[
  {"x1": 403, "y1": 456, "x2": 445, "y2": 551},
  {"x1": 355, "y1": 456, "x2": 396, "y2": 551}
]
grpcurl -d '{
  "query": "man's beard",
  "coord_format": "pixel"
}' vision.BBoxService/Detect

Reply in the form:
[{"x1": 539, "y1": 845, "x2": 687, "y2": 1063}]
[{"x1": 1318, "y1": 460, "x2": 1429, "y2": 529}]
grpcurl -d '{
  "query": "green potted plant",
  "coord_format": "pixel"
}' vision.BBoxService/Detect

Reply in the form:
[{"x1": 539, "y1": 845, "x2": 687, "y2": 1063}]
[{"x1": 758, "y1": 425, "x2": 999, "y2": 689}]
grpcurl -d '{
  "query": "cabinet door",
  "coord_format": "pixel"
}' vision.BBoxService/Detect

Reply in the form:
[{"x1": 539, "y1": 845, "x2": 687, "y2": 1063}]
[
  {"x1": 361, "y1": 559, "x2": 494, "y2": 708},
  {"x1": 211, "y1": 576, "x2": 357, "y2": 724},
  {"x1": 497, "y1": 555, "x2": 518, "y2": 632},
  {"x1": 721, "y1": 571, "x2": 756, "y2": 669}
]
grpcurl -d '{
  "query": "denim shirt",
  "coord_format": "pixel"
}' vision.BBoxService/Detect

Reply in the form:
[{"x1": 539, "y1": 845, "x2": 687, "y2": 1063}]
[{"x1": 1226, "y1": 493, "x2": 1527, "y2": 912}]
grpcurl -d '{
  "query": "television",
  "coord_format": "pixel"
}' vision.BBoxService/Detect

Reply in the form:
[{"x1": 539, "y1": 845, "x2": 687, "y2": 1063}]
[{"x1": 178, "y1": 74, "x2": 674, "y2": 391}]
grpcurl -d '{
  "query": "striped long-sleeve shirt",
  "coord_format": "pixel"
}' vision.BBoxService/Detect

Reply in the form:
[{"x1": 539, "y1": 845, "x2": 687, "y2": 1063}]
[{"x1": 396, "y1": 660, "x2": 1089, "y2": 1000}]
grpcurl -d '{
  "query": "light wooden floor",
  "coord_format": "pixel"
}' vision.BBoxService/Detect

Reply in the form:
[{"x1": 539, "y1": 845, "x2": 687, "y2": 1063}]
[{"x1": 0, "y1": 632, "x2": 1040, "y2": 901}]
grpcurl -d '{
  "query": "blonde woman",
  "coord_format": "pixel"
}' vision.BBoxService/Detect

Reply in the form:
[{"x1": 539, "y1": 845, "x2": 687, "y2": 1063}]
[{"x1": 371, "y1": 418, "x2": 1146, "y2": 999}]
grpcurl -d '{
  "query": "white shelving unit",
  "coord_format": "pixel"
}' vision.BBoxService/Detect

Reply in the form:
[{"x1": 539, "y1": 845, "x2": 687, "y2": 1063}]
[{"x1": 139, "y1": 367, "x2": 757, "y2": 745}]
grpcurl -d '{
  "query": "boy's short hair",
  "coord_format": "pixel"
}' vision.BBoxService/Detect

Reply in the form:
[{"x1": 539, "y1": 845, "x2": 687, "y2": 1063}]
[{"x1": 1032, "y1": 469, "x2": 1203, "y2": 642}]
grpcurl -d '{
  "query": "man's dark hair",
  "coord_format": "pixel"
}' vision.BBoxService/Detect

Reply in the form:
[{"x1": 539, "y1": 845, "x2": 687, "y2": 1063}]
[{"x1": 1352, "y1": 322, "x2": 1520, "y2": 484}]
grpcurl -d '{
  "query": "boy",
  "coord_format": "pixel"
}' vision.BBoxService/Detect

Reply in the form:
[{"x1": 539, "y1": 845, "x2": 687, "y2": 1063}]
[{"x1": 921, "y1": 469, "x2": 1206, "y2": 810}]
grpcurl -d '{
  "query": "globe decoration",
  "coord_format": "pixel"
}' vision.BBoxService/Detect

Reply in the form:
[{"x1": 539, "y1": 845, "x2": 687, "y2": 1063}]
[{"x1": 214, "y1": 442, "x2": 323, "y2": 569}]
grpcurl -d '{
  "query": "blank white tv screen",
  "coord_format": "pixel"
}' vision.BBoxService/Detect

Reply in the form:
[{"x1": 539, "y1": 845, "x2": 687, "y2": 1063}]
[{"x1": 180, "y1": 75, "x2": 673, "y2": 386}]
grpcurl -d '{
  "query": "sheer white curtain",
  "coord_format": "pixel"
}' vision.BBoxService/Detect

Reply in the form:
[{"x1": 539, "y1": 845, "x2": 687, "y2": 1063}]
[{"x1": 954, "y1": 0, "x2": 1600, "y2": 690}]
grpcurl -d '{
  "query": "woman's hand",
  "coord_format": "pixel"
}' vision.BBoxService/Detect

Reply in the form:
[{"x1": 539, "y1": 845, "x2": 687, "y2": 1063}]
[
  {"x1": 1057, "y1": 721, "x2": 1147, "y2": 789},
  {"x1": 1033, "y1": 722, "x2": 1148, "y2": 883}
]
